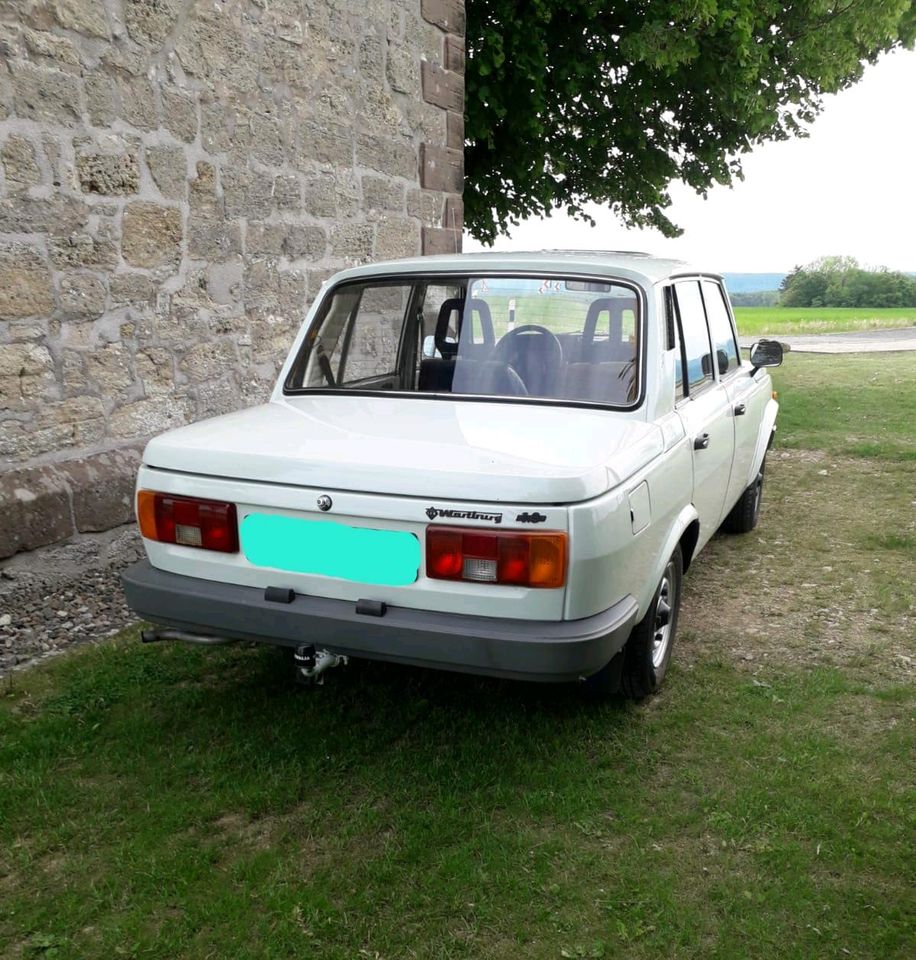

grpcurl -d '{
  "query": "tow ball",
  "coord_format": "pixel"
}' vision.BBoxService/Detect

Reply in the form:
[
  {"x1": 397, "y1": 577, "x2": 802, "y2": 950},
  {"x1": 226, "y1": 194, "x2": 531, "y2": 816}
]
[{"x1": 293, "y1": 644, "x2": 348, "y2": 685}]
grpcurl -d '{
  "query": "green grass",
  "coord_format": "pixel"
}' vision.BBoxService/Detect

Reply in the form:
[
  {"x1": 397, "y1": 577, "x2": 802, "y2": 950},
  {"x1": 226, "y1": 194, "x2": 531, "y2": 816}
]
[
  {"x1": 1, "y1": 354, "x2": 914, "y2": 960},
  {"x1": 770, "y1": 352, "x2": 916, "y2": 460},
  {"x1": 733, "y1": 306, "x2": 916, "y2": 337}
]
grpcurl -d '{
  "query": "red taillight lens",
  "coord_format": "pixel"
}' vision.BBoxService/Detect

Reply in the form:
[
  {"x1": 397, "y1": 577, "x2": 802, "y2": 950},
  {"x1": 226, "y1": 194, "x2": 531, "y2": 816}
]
[
  {"x1": 137, "y1": 491, "x2": 239, "y2": 553},
  {"x1": 426, "y1": 526, "x2": 567, "y2": 589}
]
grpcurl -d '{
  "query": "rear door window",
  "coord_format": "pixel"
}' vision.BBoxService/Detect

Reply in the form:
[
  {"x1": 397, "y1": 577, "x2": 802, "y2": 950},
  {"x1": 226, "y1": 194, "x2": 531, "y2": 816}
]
[
  {"x1": 700, "y1": 280, "x2": 740, "y2": 376},
  {"x1": 674, "y1": 281, "x2": 714, "y2": 394}
]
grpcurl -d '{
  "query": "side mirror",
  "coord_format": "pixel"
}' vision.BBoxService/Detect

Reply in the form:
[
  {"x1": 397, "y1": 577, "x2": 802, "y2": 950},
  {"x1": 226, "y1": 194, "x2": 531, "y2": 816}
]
[
  {"x1": 422, "y1": 335, "x2": 437, "y2": 359},
  {"x1": 749, "y1": 339, "x2": 784, "y2": 370}
]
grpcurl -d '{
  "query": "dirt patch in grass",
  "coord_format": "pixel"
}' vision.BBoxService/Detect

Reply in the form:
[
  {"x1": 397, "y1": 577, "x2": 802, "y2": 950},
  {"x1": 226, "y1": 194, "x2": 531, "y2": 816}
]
[{"x1": 678, "y1": 450, "x2": 915, "y2": 680}]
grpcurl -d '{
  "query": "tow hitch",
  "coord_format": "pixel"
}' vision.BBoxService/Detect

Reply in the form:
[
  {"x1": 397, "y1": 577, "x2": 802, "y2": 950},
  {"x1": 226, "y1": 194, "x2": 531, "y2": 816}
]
[{"x1": 294, "y1": 644, "x2": 348, "y2": 685}]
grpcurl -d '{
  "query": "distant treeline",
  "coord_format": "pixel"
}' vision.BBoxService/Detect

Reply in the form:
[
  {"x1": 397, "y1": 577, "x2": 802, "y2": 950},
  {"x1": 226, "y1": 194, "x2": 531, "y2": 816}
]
[{"x1": 779, "y1": 257, "x2": 916, "y2": 308}]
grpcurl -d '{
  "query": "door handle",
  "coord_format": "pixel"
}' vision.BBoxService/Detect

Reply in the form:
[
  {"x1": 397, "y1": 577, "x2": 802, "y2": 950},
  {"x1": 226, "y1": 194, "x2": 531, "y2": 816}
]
[
  {"x1": 734, "y1": 403, "x2": 747, "y2": 416},
  {"x1": 694, "y1": 433, "x2": 710, "y2": 450}
]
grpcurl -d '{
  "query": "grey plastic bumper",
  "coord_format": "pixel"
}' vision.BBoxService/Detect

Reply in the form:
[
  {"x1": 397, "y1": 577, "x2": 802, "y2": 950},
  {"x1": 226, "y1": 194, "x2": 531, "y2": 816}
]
[{"x1": 121, "y1": 560, "x2": 639, "y2": 683}]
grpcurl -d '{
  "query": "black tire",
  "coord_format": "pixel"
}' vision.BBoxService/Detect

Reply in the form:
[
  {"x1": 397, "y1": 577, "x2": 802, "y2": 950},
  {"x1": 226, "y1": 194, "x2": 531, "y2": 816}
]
[
  {"x1": 620, "y1": 545, "x2": 683, "y2": 700},
  {"x1": 723, "y1": 457, "x2": 766, "y2": 534}
]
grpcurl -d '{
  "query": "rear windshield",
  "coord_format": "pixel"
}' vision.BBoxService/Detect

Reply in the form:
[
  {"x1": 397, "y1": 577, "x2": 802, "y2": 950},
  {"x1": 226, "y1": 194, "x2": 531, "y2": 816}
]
[{"x1": 284, "y1": 275, "x2": 641, "y2": 407}]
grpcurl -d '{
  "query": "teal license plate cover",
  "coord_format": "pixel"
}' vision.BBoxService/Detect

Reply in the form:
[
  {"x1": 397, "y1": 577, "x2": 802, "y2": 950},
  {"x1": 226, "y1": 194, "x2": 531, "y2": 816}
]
[{"x1": 240, "y1": 513, "x2": 420, "y2": 586}]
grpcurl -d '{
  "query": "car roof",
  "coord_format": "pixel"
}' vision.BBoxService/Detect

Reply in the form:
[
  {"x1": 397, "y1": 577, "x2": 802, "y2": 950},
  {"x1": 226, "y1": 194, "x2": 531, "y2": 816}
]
[{"x1": 329, "y1": 250, "x2": 716, "y2": 287}]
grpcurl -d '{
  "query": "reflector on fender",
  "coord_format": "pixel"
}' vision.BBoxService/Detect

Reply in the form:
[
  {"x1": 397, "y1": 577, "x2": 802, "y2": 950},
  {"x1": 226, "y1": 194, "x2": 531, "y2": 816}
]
[
  {"x1": 137, "y1": 490, "x2": 239, "y2": 553},
  {"x1": 426, "y1": 526, "x2": 567, "y2": 588}
]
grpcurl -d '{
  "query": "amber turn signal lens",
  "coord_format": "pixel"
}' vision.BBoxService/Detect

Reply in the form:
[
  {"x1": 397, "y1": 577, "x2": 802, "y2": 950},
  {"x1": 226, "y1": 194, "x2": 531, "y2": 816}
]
[
  {"x1": 136, "y1": 490, "x2": 239, "y2": 553},
  {"x1": 426, "y1": 525, "x2": 567, "y2": 589}
]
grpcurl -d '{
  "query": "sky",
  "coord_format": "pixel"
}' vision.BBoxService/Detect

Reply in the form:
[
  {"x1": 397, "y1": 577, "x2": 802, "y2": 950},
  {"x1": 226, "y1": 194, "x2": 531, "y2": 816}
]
[{"x1": 463, "y1": 47, "x2": 916, "y2": 273}]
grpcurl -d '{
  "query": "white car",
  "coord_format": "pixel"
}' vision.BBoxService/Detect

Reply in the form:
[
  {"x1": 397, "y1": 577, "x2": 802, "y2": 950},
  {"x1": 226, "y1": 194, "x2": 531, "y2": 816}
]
[{"x1": 122, "y1": 251, "x2": 782, "y2": 697}]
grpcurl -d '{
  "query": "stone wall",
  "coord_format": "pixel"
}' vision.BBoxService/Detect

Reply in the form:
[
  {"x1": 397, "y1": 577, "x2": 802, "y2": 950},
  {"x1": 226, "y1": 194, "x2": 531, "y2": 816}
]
[{"x1": 0, "y1": 0, "x2": 465, "y2": 560}]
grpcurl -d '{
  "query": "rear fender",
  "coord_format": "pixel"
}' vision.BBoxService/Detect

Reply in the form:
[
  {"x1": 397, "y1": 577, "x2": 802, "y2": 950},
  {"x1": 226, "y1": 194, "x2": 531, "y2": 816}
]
[
  {"x1": 747, "y1": 397, "x2": 779, "y2": 486},
  {"x1": 642, "y1": 503, "x2": 699, "y2": 616}
]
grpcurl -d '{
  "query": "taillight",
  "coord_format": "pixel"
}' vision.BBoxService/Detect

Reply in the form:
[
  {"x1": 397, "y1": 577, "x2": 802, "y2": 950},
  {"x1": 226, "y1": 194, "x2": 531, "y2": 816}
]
[
  {"x1": 426, "y1": 526, "x2": 567, "y2": 588},
  {"x1": 137, "y1": 491, "x2": 239, "y2": 553}
]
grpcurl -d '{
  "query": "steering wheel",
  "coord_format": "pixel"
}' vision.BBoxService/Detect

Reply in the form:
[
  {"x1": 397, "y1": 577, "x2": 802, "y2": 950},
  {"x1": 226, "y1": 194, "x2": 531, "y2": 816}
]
[{"x1": 491, "y1": 324, "x2": 563, "y2": 396}]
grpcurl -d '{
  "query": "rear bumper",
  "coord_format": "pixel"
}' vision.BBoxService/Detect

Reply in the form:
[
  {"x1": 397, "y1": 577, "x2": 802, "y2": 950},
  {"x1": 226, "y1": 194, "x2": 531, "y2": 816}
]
[{"x1": 122, "y1": 560, "x2": 639, "y2": 683}]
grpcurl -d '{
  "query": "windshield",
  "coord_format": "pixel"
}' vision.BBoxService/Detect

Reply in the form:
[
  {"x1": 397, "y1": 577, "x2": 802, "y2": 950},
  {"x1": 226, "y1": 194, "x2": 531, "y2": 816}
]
[{"x1": 284, "y1": 275, "x2": 641, "y2": 407}]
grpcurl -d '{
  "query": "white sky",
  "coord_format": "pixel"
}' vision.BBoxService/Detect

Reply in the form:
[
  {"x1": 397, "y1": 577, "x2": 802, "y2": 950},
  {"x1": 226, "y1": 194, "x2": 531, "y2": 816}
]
[{"x1": 463, "y1": 47, "x2": 916, "y2": 273}]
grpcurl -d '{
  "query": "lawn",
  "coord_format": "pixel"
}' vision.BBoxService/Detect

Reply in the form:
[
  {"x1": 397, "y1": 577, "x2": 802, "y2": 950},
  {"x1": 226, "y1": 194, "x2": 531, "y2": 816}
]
[
  {"x1": 733, "y1": 306, "x2": 916, "y2": 337},
  {"x1": 2, "y1": 355, "x2": 914, "y2": 959}
]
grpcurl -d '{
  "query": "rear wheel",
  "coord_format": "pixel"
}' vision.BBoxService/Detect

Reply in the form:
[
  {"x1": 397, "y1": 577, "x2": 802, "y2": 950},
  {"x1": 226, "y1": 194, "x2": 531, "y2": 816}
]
[
  {"x1": 723, "y1": 457, "x2": 766, "y2": 534},
  {"x1": 620, "y1": 546, "x2": 683, "y2": 700},
  {"x1": 584, "y1": 546, "x2": 683, "y2": 700}
]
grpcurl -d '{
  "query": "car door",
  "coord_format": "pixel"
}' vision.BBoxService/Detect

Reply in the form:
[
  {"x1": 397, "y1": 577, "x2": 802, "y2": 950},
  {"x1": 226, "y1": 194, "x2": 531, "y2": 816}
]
[
  {"x1": 672, "y1": 280, "x2": 735, "y2": 545},
  {"x1": 699, "y1": 279, "x2": 768, "y2": 512}
]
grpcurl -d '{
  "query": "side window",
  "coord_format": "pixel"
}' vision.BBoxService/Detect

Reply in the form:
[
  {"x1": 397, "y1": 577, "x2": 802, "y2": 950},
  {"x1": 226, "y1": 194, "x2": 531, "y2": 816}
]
[
  {"x1": 701, "y1": 280, "x2": 740, "y2": 376},
  {"x1": 674, "y1": 281, "x2": 713, "y2": 394},
  {"x1": 301, "y1": 283, "x2": 412, "y2": 388},
  {"x1": 664, "y1": 286, "x2": 684, "y2": 400}
]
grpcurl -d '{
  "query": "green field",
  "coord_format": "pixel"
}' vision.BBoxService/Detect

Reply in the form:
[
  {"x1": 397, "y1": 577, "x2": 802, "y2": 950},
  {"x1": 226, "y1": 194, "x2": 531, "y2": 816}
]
[
  {"x1": 2, "y1": 354, "x2": 914, "y2": 959},
  {"x1": 733, "y1": 306, "x2": 916, "y2": 337}
]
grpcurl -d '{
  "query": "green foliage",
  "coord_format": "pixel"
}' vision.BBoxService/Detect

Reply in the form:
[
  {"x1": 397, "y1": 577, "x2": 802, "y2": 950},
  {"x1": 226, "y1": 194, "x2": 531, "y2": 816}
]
[
  {"x1": 465, "y1": 1, "x2": 916, "y2": 243},
  {"x1": 780, "y1": 257, "x2": 916, "y2": 307}
]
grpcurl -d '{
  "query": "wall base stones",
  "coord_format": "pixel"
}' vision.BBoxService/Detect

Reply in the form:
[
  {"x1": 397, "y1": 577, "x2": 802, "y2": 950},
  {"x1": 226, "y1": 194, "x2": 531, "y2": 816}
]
[{"x1": 0, "y1": 1, "x2": 466, "y2": 563}]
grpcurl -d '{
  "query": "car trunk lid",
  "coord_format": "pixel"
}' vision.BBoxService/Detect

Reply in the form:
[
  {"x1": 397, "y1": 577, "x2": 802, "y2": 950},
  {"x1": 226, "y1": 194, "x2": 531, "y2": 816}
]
[{"x1": 142, "y1": 395, "x2": 662, "y2": 504}]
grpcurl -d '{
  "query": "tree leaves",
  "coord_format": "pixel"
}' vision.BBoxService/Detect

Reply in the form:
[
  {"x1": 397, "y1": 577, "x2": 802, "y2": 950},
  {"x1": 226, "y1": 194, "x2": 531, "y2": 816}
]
[{"x1": 465, "y1": 0, "x2": 916, "y2": 244}]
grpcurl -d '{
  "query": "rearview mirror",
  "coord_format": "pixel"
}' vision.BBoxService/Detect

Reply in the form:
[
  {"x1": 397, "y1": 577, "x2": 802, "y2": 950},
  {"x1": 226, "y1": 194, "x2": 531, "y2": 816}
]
[{"x1": 749, "y1": 339, "x2": 784, "y2": 369}]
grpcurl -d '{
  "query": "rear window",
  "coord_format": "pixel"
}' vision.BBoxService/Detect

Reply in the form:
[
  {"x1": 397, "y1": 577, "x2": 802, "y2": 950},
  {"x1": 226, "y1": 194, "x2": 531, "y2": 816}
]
[{"x1": 284, "y1": 275, "x2": 642, "y2": 407}]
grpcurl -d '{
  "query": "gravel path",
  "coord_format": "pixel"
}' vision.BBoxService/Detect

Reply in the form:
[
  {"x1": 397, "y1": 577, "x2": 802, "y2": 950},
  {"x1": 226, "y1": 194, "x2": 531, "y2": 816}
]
[
  {"x1": 740, "y1": 326, "x2": 916, "y2": 353},
  {"x1": 0, "y1": 526, "x2": 142, "y2": 677}
]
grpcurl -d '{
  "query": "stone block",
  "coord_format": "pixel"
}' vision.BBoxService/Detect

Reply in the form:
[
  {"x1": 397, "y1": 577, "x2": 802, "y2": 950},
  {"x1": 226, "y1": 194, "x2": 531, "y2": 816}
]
[
  {"x1": 246, "y1": 222, "x2": 287, "y2": 256},
  {"x1": 108, "y1": 396, "x2": 191, "y2": 440},
  {"x1": 444, "y1": 34, "x2": 465, "y2": 73},
  {"x1": 273, "y1": 174, "x2": 301, "y2": 211},
  {"x1": 330, "y1": 222, "x2": 375, "y2": 262},
  {"x1": 84, "y1": 73, "x2": 119, "y2": 126},
  {"x1": 421, "y1": 60, "x2": 463, "y2": 112},
  {"x1": 422, "y1": 226, "x2": 461, "y2": 256},
  {"x1": 420, "y1": 143, "x2": 463, "y2": 193},
  {"x1": 375, "y1": 216, "x2": 421, "y2": 260},
  {"x1": 121, "y1": 202, "x2": 183, "y2": 268},
  {"x1": 179, "y1": 340, "x2": 238, "y2": 383},
  {"x1": 52, "y1": 0, "x2": 111, "y2": 39},
  {"x1": 85, "y1": 343, "x2": 133, "y2": 394},
  {"x1": 109, "y1": 272, "x2": 157, "y2": 306},
  {"x1": 421, "y1": 0, "x2": 466, "y2": 34},
  {"x1": 120, "y1": 76, "x2": 159, "y2": 131},
  {"x1": 356, "y1": 132, "x2": 417, "y2": 180},
  {"x1": 0, "y1": 195, "x2": 89, "y2": 235},
  {"x1": 222, "y1": 166, "x2": 274, "y2": 219},
  {"x1": 49, "y1": 232, "x2": 119, "y2": 270},
  {"x1": 77, "y1": 152, "x2": 140, "y2": 195},
  {"x1": 146, "y1": 145, "x2": 187, "y2": 200},
  {"x1": 161, "y1": 86, "x2": 199, "y2": 142},
  {"x1": 0, "y1": 248, "x2": 54, "y2": 319},
  {"x1": 1, "y1": 135, "x2": 42, "y2": 190},
  {"x1": 125, "y1": 0, "x2": 182, "y2": 47},
  {"x1": 58, "y1": 272, "x2": 107, "y2": 319},
  {"x1": 447, "y1": 109, "x2": 464, "y2": 148},
  {"x1": 187, "y1": 218, "x2": 242, "y2": 259},
  {"x1": 0, "y1": 465, "x2": 75, "y2": 559},
  {"x1": 11, "y1": 61, "x2": 81, "y2": 123},
  {"x1": 284, "y1": 224, "x2": 328, "y2": 260},
  {"x1": 136, "y1": 348, "x2": 174, "y2": 395},
  {"x1": 24, "y1": 27, "x2": 81, "y2": 67},
  {"x1": 61, "y1": 447, "x2": 141, "y2": 533},
  {"x1": 387, "y1": 46, "x2": 420, "y2": 95},
  {"x1": 363, "y1": 174, "x2": 406, "y2": 212}
]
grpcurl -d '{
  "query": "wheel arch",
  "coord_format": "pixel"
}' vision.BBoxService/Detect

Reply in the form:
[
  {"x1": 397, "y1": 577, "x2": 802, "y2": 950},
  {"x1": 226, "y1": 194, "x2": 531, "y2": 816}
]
[{"x1": 747, "y1": 397, "x2": 779, "y2": 486}]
